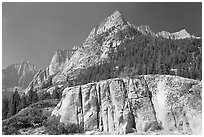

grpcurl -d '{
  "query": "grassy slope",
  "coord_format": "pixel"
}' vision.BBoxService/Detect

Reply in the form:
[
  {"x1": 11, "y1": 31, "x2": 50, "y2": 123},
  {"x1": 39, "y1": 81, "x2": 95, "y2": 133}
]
[{"x1": 2, "y1": 99, "x2": 60, "y2": 135}]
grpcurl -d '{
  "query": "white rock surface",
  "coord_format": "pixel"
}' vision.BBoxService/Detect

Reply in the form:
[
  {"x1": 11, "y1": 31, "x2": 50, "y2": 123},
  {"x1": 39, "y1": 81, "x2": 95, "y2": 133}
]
[{"x1": 52, "y1": 75, "x2": 202, "y2": 134}]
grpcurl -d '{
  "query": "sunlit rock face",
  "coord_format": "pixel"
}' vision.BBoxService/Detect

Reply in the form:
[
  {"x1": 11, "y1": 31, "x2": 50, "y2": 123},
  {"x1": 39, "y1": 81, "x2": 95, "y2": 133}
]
[
  {"x1": 26, "y1": 49, "x2": 75, "y2": 91},
  {"x1": 156, "y1": 29, "x2": 196, "y2": 39},
  {"x1": 86, "y1": 10, "x2": 128, "y2": 40},
  {"x1": 145, "y1": 75, "x2": 202, "y2": 134},
  {"x1": 48, "y1": 49, "x2": 73, "y2": 76},
  {"x1": 52, "y1": 75, "x2": 202, "y2": 134}
]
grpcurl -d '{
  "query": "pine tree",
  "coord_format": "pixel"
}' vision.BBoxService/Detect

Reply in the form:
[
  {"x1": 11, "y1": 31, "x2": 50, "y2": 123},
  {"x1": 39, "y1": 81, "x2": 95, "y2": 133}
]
[
  {"x1": 156, "y1": 50, "x2": 163, "y2": 74},
  {"x1": 27, "y1": 86, "x2": 33, "y2": 105},
  {"x1": 2, "y1": 96, "x2": 9, "y2": 120},
  {"x1": 28, "y1": 84, "x2": 38, "y2": 104},
  {"x1": 8, "y1": 88, "x2": 20, "y2": 117},
  {"x1": 21, "y1": 93, "x2": 27, "y2": 109},
  {"x1": 40, "y1": 91, "x2": 51, "y2": 100},
  {"x1": 32, "y1": 88, "x2": 38, "y2": 103},
  {"x1": 8, "y1": 99, "x2": 15, "y2": 118},
  {"x1": 52, "y1": 88, "x2": 60, "y2": 99}
]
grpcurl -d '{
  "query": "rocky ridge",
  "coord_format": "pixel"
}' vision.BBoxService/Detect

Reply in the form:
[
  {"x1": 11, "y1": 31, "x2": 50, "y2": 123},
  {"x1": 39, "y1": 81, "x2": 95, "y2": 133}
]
[
  {"x1": 52, "y1": 75, "x2": 202, "y2": 134},
  {"x1": 156, "y1": 29, "x2": 198, "y2": 39},
  {"x1": 2, "y1": 61, "x2": 39, "y2": 89},
  {"x1": 26, "y1": 49, "x2": 75, "y2": 92},
  {"x1": 27, "y1": 10, "x2": 200, "y2": 91}
]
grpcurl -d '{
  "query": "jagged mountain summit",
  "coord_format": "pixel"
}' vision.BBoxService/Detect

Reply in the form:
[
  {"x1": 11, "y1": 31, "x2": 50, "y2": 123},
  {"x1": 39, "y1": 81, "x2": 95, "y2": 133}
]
[
  {"x1": 135, "y1": 25, "x2": 197, "y2": 39},
  {"x1": 135, "y1": 25, "x2": 155, "y2": 35},
  {"x1": 156, "y1": 29, "x2": 198, "y2": 39},
  {"x1": 173, "y1": 29, "x2": 191, "y2": 39},
  {"x1": 2, "y1": 61, "x2": 39, "y2": 89},
  {"x1": 26, "y1": 10, "x2": 201, "y2": 92},
  {"x1": 86, "y1": 10, "x2": 127, "y2": 40}
]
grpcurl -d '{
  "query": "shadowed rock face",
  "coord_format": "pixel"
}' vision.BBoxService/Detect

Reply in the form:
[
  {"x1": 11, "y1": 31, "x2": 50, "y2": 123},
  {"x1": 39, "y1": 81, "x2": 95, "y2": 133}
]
[
  {"x1": 52, "y1": 75, "x2": 202, "y2": 134},
  {"x1": 2, "y1": 61, "x2": 39, "y2": 89}
]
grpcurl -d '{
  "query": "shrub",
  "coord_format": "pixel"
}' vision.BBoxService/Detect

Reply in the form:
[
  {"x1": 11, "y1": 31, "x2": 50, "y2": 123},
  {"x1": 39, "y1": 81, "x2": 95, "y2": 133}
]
[
  {"x1": 144, "y1": 121, "x2": 163, "y2": 132},
  {"x1": 44, "y1": 115, "x2": 83, "y2": 135},
  {"x1": 2, "y1": 125, "x2": 20, "y2": 135},
  {"x1": 57, "y1": 123, "x2": 66, "y2": 133},
  {"x1": 29, "y1": 99, "x2": 59, "y2": 109},
  {"x1": 64, "y1": 123, "x2": 79, "y2": 134},
  {"x1": 2, "y1": 107, "x2": 44, "y2": 133},
  {"x1": 2, "y1": 99, "x2": 58, "y2": 135},
  {"x1": 44, "y1": 115, "x2": 61, "y2": 135}
]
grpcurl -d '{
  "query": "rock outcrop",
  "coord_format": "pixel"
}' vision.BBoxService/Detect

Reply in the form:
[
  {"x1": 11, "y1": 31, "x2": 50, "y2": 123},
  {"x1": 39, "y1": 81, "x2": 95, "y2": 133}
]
[
  {"x1": 156, "y1": 29, "x2": 197, "y2": 39},
  {"x1": 48, "y1": 49, "x2": 73, "y2": 76},
  {"x1": 52, "y1": 75, "x2": 202, "y2": 134}
]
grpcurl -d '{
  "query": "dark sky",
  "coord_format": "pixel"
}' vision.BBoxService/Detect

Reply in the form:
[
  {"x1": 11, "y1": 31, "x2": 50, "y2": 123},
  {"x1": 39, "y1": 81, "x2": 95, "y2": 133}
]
[{"x1": 2, "y1": 2, "x2": 202, "y2": 69}]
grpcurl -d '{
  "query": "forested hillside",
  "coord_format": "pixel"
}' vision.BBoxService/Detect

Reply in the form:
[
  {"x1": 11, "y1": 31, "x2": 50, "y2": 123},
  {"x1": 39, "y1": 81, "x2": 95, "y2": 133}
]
[{"x1": 72, "y1": 34, "x2": 201, "y2": 86}]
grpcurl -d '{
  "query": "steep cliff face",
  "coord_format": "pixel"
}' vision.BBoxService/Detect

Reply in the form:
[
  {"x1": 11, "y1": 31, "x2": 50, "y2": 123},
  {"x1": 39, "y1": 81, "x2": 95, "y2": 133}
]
[
  {"x1": 48, "y1": 49, "x2": 73, "y2": 75},
  {"x1": 26, "y1": 49, "x2": 75, "y2": 91},
  {"x1": 52, "y1": 75, "x2": 202, "y2": 134},
  {"x1": 2, "y1": 61, "x2": 39, "y2": 89}
]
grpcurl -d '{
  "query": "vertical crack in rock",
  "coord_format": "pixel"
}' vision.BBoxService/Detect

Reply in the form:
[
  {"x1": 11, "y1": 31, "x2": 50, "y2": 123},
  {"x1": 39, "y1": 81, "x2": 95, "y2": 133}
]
[
  {"x1": 76, "y1": 102, "x2": 79, "y2": 128},
  {"x1": 109, "y1": 79, "x2": 122, "y2": 133},
  {"x1": 170, "y1": 105, "x2": 177, "y2": 128},
  {"x1": 109, "y1": 79, "x2": 136, "y2": 134},
  {"x1": 127, "y1": 77, "x2": 137, "y2": 132},
  {"x1": 107, "y1": 82, "x2": 115, "y2": 132},
  {"x1": 78, "y1": 85, "x2": 84, "y2": 130},
  {"x1": 97, "y1": 83, "x2": 103, "y2": 131},
  {"x1": 122, "y1": 79, "x2": 136, "y2": 131},
  {"x1": 106, "y1": 83, "x2": 111, "y2": 132},
  {"x1": 111, "y1": 106, "x2": 115, "y2": 131},
  {"x1": 95, "y1": 84, "x2": 100, "y2": 129},
  {"x1": 143, "y1": 77, "x2": 160, "y2": 129}
]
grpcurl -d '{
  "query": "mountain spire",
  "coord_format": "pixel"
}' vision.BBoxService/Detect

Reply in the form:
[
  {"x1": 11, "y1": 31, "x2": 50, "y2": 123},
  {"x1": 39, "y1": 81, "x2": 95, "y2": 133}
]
[
  {"x1": 98, "y1": 10, "x2": 127, "y2": 31},
  {"x1": 112, "y1": 10, "x2": 121, "y2": 15},
  {"x1": 86, "y1": 10, "x2": 127, "y2": 40},
  {"x1": 110, "y1": 10, "x2": 123, "y2": 19}
]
